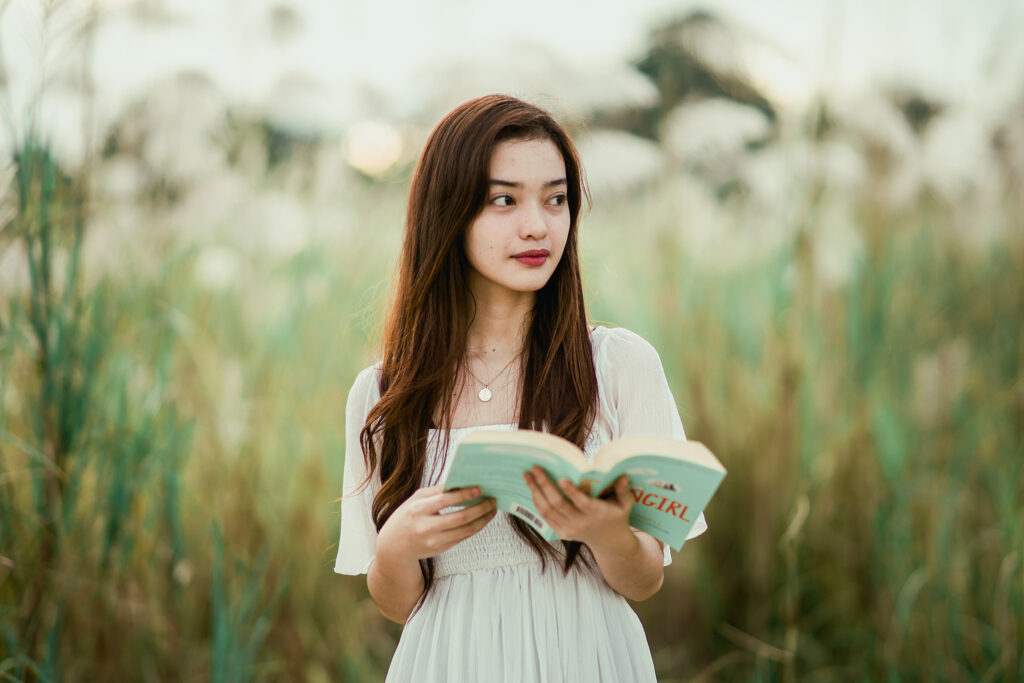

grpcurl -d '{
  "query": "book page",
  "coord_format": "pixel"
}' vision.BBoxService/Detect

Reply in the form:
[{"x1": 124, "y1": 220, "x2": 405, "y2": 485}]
[{"x1": 593, "y1": 436, "x2": 724, "y2": 473}]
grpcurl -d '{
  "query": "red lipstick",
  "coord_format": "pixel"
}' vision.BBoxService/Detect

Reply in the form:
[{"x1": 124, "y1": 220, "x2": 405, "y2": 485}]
[{"x1": 513, "y1": 249, "x2": 549, "y2": 266}]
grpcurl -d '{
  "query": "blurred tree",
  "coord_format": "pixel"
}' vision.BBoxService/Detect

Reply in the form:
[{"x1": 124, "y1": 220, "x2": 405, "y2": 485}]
[
  {"x1": 887, "y1": 88, "x2": 945, "y2": 135},
  {"x1": 592, "y1": 11, "x2": 776, "y2": 141}
]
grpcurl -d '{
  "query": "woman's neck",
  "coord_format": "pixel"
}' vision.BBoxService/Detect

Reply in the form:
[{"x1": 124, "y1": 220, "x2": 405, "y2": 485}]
[{"x1": 465, "y1": 282, "x2": 534, "y2": 359}]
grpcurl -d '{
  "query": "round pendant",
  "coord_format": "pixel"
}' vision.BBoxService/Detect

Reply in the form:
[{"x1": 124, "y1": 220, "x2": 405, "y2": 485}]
[{"x1": 478, "y1": 387, "x2": 492, "y2": 402}]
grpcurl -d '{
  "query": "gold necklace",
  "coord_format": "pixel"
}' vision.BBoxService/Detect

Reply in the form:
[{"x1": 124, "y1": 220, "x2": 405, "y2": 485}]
[{"x1": 464, "y1": 353, "x2": 521, "y2": 402}]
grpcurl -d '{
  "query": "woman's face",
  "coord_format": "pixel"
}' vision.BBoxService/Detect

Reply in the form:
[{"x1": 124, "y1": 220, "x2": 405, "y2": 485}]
[{"x1": 464, "y1": 137, "x2": 570, "y2": 301}]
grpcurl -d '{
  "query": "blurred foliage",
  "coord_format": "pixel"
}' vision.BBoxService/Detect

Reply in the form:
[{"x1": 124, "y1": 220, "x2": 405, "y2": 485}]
[
  {"x1": 596, "y1": 11, "x2": 776, "y2": 141},
  {"x1": 2, "y1": 124, "x2": 1021, "y2": 680},
  {"x1": 1, "y1": 6, "x2": 1023, "y2": 682},
  {"x1": 585, "y1": 191, "x2": 1024, "y2": 681}
]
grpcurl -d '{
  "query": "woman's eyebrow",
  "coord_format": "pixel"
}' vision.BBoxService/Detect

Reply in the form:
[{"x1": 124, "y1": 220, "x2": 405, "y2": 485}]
[{"x1": 489, "y1": 178, "x2": 568, "y2": 188}]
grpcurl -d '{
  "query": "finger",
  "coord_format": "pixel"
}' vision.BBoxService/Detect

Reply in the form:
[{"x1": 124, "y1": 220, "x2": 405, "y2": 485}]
[
  {"x1": 419, "y1": 485, "x2": 444, "y2": 495},
  {"x1": 614, "y1": 475, "x2": 633, "y2": 512},
  {"x1": 410, "y1": 485, "x2": 443, "y2": 501},
  {"x1": 433, "y1": 505, "x2": 499, "y2": 550},
  {"x1": 525, "y1": 467, "x2": 570, "y2": 511},
  {"x1": 426, "y1": 497, "x2": 497, "y2": 531},
  {"x1": 557, "y1": 478, "x2": 592, "y2": 509},
  {"x1": 524, "y1": 471, "x2": 574, "y2": 531},
  {"x1": 421, "y1": 486, "x2": 483, "y2": 514}
]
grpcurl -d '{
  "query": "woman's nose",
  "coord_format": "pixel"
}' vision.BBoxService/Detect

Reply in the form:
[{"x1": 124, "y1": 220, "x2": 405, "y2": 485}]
[{"x1": 519, "y1": 203, "x2": 549, "y2": 239}]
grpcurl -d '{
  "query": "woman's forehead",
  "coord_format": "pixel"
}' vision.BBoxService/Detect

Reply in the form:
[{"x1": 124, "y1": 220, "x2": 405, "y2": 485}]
[{"x1": 488, "y1": 138, "x2": 567, "y2": 184}]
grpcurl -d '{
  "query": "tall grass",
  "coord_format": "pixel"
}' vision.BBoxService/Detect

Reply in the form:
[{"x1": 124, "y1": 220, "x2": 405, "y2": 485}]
[
  {"x1": 1, "y1": 132, "x2": 1021, "y2": 681},
  {"x1": 583, "y1": 181, "x2": 1023, "y2": 681}
]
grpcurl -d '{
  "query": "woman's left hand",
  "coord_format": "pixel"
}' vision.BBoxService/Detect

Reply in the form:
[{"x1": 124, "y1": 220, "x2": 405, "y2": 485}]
[{"x1": 523, "y1": 467, "x2": 634, "y2": 551}]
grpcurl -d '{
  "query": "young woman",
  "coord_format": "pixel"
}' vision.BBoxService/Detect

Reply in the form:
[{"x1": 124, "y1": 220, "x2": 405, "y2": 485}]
[{"x1": 335, "y1": 94, "x2": 707, "y2": 682}]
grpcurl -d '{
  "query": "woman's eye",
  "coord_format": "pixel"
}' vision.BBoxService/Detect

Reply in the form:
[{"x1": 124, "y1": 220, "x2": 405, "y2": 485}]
[
  {"x1": 548, "y1": 194, "x2": 567, "y2": 206},
  {"x1": 492, "y1": 195, "x2": 514, "y2": 207}
]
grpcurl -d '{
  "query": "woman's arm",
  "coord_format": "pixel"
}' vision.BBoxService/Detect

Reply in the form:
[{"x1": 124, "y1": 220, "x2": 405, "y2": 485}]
[
  {"x1": 336, "y1": 368, "x2": 496, "y2": 621},
  {"x1": 368, "y1": 485, "x2": 497, "y2": 623},
  {"x1": 584, "y1": 525, "x2": 664, "y2": 602},
  {"x1": 523, "y1": 469, "x2": 663, "y2": 601},
  {"x1": 366, "y1": 546, "x2": 424, "y2": 625}
]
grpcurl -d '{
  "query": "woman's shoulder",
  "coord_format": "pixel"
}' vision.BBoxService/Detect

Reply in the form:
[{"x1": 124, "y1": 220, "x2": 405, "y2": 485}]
[
  {"x1": 346, "y1": 361, "x2": 383, "y2": 416},
  {"x1": 590, "y1": 325, "x2": 663, "y2": 369},
  {"x1": 588, "y1": 325, "x2": 682, "y2": 441}
]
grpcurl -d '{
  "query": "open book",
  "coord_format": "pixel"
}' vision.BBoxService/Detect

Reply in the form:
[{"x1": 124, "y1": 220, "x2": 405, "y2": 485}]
[{"x1": 443, "y1": 429, "x2": 726, "y2": 551}]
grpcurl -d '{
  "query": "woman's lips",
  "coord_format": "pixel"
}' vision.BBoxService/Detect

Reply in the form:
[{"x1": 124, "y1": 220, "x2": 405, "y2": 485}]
[{"x1": 513, "y1": 249, "x2": 549, "y2": 266}]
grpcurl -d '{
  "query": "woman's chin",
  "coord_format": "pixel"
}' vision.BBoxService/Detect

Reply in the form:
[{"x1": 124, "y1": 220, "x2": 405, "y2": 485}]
[
  {"x1": 469, "y1": 271, "x2": 556, "y2": 298},
  {"x1": 508, "y1": 276, "x2": 555, "y2": 294}
]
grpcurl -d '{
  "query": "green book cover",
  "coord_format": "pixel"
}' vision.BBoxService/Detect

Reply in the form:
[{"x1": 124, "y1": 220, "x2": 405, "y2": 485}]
[{"x1": 443, "y1": 429, "x2": 726, "y2": 551}]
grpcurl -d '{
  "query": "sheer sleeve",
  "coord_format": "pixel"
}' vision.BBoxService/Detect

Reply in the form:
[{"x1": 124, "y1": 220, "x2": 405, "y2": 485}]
[
  {"x1": 595, "y1": 328, "x2": 708, "y2": 566},
  {"x1": 334, "y1": 364, "x2": 382, "y2": 575}
]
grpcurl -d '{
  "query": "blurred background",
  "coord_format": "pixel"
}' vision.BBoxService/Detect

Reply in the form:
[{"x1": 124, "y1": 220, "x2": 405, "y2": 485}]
[{"x1": 1, "y1": 0, "x2": 1022, "y2": 680}]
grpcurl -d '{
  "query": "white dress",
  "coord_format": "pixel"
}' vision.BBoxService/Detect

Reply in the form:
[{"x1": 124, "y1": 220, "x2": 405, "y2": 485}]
[{"x1": 335, "y1": 326, "x2": 708, "y2": 682}]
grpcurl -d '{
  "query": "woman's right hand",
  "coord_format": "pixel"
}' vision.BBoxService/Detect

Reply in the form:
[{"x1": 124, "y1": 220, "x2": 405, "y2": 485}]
[{"x1": 375, "y1": 485, "x2": 497, "y2": 563}]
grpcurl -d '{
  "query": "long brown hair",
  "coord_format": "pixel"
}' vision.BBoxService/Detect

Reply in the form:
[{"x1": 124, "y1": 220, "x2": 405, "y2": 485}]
[{"x1": 360, "y1": 94, "x2": 598, "y2": 596}]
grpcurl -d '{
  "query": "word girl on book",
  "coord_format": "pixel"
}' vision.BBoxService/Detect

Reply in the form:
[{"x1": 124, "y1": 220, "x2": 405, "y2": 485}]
[{"x1": 335, "y1": 94, "x2": 716, "y2": 683}]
